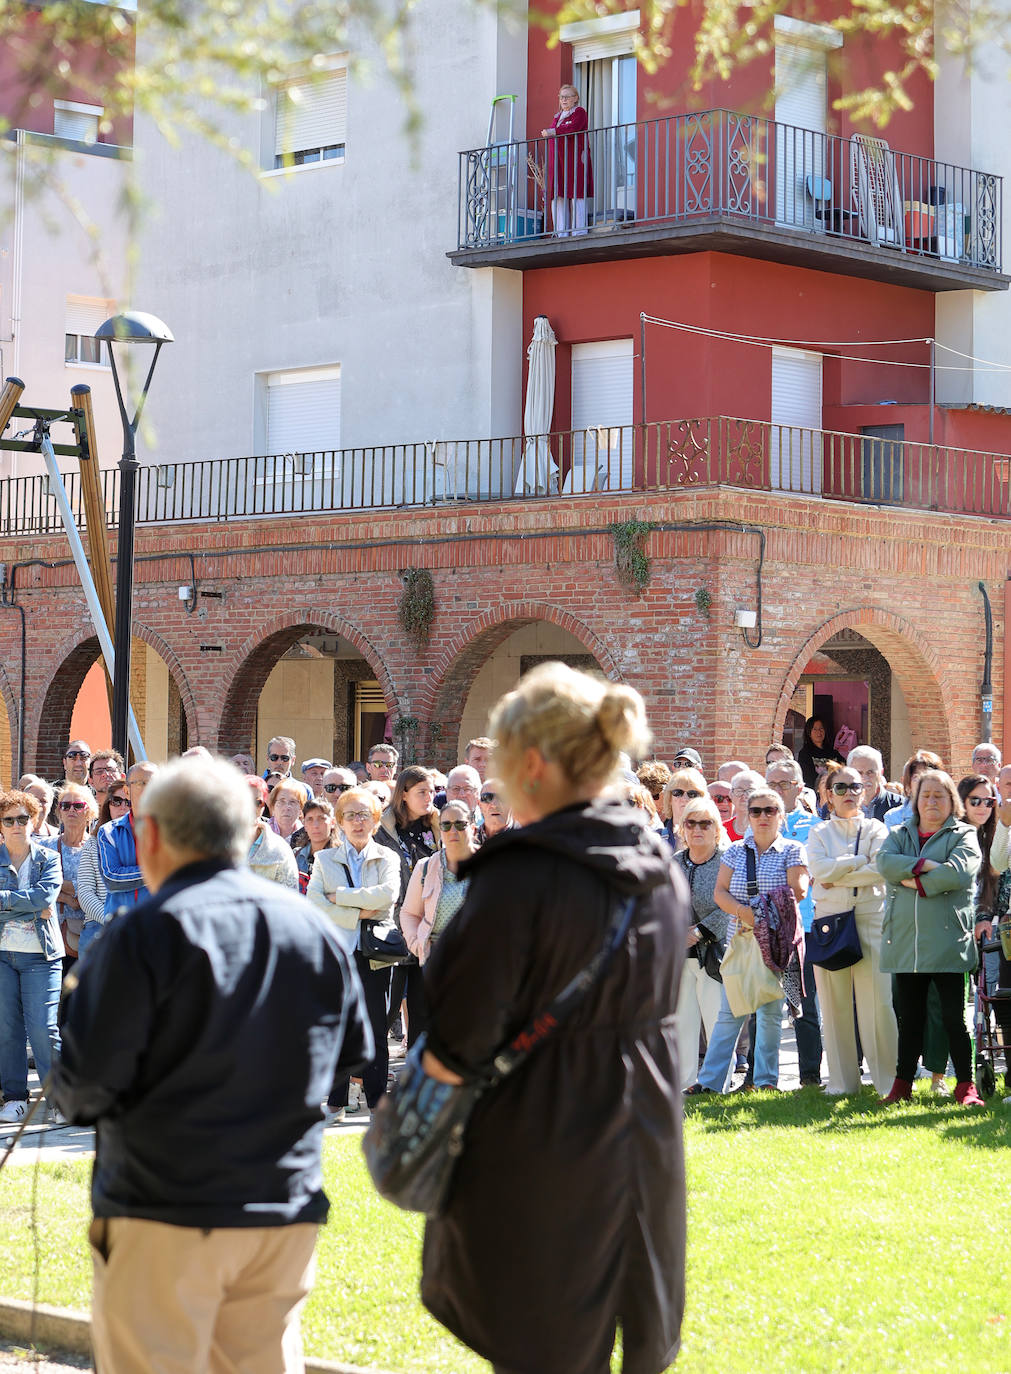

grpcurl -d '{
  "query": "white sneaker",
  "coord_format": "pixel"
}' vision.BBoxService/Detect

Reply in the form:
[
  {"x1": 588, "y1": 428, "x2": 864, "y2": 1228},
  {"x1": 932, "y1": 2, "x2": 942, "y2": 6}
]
[
  {"x1": 347, "y1": 1082, "x2": 364, "y2": 1113},
  {"x1": 323, "y1": 1106, "x2": 345, "y2": 1126},
  {"x1": 0, "y1": 1100, "x2": 27, "y2": 1123},
  {"x1": 46, "y1": 1105, "x2": 66, "y2": 1126}
]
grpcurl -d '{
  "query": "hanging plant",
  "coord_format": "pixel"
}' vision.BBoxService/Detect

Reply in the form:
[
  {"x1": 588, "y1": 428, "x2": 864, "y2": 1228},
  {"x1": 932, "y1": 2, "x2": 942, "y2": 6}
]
[
  {"x1": 398, "y1": 568, "x2": 435, "y2": 648},
  {"x1": 609, "y1": 519, "x2": 657, "y2": 595},
  {"x1": 694, "y1": 587, "x2": 713, "y2": 618}
]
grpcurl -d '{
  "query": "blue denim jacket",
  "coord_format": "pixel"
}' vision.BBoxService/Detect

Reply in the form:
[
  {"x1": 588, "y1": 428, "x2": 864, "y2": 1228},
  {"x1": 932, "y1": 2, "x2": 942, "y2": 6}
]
[{"x1": 0, "y1": 839, "x2": 64, "y2": 960}]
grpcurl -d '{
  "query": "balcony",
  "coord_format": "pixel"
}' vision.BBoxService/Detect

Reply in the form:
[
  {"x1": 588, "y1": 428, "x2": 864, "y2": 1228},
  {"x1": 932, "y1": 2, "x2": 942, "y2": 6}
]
[
  {"x1": 4, "y1": 419, "x2": 1011, "y2": 534},
  {"x1": 449, "y1": 110, "x2": 1006, "y2": 292}
]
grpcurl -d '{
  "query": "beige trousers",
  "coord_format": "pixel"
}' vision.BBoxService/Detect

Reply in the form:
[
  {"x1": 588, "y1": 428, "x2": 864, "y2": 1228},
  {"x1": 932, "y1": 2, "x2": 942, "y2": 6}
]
[
  {"x1": 813, "y1": 907, "x2": 898, "y2": 1095},
  {"x1": 89, "y1": 1217, "x2": 318, "y2": 1374},
  {"x1": 676, "y1": 957, "x2": 724, "y2": 1090}
]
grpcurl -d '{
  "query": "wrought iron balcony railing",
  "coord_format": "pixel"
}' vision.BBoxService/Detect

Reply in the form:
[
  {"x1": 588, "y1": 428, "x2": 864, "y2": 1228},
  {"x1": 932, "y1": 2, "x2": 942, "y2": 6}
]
[
  {"x1": 2, "y1": 419, "x2": 1010, "y2": 534},
  {"x1": 455, "y1": 109, "x2": 1002, "y2": 273}
]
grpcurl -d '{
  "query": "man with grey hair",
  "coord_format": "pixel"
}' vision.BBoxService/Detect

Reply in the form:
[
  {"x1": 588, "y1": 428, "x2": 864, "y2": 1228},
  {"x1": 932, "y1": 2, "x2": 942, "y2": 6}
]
[
  {"x1": 728, "y1": 769, "x2": 765, "y2": 840},
  {"x1": 972, "y1": 742, "x2": 1001, "y2": 783},
  {"x1": 52, "y1": 755, "x2": 370, "y2": 1374},
  {"x1": 847, "y1": 745, "x2": 902, "y2": 823},
  {"x1": 446, "y1": 764, "x2": 481, "y2": 817}
]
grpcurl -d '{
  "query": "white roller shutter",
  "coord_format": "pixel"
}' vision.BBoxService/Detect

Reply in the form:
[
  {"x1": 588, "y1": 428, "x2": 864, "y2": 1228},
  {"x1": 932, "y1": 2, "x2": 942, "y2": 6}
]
[
  {"x1": 774, "y1": 39, "x2": 827, "y2": 227},
  {"x1": 66, "y1": 297, "x2": 113, "y2": 338},
  {"x1": 275, "y1": 71, "x2": 347, "y2": 158},
  {"x1": 562, "y1": 11, "x2": 640, "y2": 63},
  {"x1": 54, "y1": 101, "x2": 101, "y2": 143},
  {"x1": 265, "y1": 367, "x2": 341, "y2": 455},
  {"x1": 771, "y1": 346, "x2": 822, "y2": 493},
  {"x1": 569, "y1": 339, "x2": 634, "y2": 492}
]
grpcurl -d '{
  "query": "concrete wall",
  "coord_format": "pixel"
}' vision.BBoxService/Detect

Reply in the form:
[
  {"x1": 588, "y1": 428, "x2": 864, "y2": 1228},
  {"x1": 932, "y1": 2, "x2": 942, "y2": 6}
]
[
  {"x1": 131, "y1": 1, "x2": 527, "y2": 463},
  {"x1": 256, "y1": 656, "x2": 336, "y2": 774}
]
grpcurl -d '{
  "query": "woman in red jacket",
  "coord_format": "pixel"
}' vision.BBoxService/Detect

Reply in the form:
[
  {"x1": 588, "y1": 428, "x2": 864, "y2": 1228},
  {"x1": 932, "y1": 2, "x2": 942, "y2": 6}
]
[{"x1": 542, "y1": 84, "x2": 593, "y2": 237}]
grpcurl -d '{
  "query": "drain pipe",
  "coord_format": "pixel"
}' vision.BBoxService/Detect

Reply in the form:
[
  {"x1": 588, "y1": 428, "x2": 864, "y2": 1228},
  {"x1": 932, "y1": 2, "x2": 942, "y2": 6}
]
[{"x1": 979, "y1": 581, "x2": 993, "y2": 745}]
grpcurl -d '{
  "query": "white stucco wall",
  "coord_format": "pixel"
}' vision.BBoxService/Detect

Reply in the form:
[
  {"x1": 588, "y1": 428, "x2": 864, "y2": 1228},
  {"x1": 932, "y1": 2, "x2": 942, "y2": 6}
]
[
  {"x1": 131, "y1": 1, "x2": 528, "y2": 465},
  {"x1": 934, "y1": 12, "x2": 1011, "y2": 406},
  {"x1": 0, "y1": 137, "x2": 130, "y2": 478}
]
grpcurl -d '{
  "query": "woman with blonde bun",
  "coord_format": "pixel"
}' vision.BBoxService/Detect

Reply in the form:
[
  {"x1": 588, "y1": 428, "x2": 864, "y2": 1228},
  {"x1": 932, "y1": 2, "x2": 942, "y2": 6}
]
[{"x1": 419, "y1": 663, "x2": 689, "y2": 1374}]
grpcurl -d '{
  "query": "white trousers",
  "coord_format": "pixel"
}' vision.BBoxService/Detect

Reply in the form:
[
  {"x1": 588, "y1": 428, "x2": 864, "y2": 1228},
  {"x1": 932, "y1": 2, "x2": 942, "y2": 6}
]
[
  {"x1": 812, "y1": 907, "x2": 898, "y2": 1095},
  {"x1": 552, "y1": 197, "x2": 588, "y2": 237},
  {"x1": 676, "y1": 957, "x2": 724, "y2": 1090}
]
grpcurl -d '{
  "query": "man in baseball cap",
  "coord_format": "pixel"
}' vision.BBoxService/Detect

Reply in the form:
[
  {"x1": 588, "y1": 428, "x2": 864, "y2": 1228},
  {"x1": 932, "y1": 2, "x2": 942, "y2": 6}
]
[
  {"x1": 673, "y1": 747, "x2": 703, "y2": 772},
  {"x1": 300, "y1": 759, "x2": 332, "y2": 799}
]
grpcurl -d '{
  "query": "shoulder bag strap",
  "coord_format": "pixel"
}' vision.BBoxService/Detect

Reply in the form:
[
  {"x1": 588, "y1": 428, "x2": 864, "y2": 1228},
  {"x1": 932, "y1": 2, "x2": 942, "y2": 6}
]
[
  {"x1": 489, "y1": 893, "x2": 637, "y2": 1083},
  {"x1": 852, "y1": 824, "x2": 862, "y2": 901},
  {"x1": 745, "y1": 844, "x2": 758, "y2": 897},
  {"x1": 340, "y1": 862, "x2": 355, "y2": 889}
]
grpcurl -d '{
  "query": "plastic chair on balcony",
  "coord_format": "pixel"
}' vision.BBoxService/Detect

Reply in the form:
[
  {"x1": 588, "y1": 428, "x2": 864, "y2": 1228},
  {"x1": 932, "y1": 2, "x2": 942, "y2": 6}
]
[
  {"x1": 427, "y1": 441, "x2": 470, "y2": 502},
  {"x1": 850, "y1": 135, "x2": 906, "y2": 250}
]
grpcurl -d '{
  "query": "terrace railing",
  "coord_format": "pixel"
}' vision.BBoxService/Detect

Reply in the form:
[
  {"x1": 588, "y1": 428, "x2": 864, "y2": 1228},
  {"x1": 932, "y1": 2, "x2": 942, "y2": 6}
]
[
  {"x1": 1, "y1": 419, "x2": 1009, "y2": 535},
  {"x1": 456, "y1": 109, "x2": 1002, "y2": 271}
]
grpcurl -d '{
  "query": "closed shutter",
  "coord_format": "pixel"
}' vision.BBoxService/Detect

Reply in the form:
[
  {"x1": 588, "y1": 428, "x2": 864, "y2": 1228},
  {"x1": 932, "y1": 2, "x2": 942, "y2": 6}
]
[
  {"x1": 563, "y1": 11, "x2": 640, "y2": 63},
  {"x1": 275, "y1": 71, "x2": 347, "y2": 158},
  {"x1": 774, "y1": 39, "x2": 827, "y2": 227},
  {"x1": 66, "y1": 298, "x2": 113, "y2": 338},
  {"x1": 569, "y1": 340, "x2": 634, "y2": 491},
  {"x1": 265, "y1": 367, "x2": 341, "y2": 455},
  {"x1": 771, "y1": 346, "x2": 822, "y2": 493},
  {"x1": 54, "y1": 102, "x2": 101, "y2": 143}
]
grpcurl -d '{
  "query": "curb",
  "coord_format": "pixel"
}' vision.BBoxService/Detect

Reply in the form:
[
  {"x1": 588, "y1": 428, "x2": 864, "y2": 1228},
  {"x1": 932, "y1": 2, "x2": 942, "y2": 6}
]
[{"x1": 0, "y1": 1297, "x2": 396, "y2": 1374}]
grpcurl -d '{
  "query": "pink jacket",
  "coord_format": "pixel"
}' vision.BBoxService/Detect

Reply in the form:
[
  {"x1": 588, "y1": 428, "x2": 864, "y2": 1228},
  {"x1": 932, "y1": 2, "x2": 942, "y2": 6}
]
[{"x1": 400, "y1": 854, "x2": 445, "y2": 965}]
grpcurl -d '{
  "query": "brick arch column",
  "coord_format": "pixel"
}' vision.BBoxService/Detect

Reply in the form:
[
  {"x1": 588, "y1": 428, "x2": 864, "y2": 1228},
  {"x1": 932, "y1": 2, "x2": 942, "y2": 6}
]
[
  {"x1": 214, "y1": 610, "x2": 400, "y2": 756},
  {"x1": 30, "y1": 623, "x2": 200, "y2": 778},
  {"x1": 773, "y1": 608, "x2": 953, "y2": 767},
  {"x1": 0, "y1": 661, "x2": 19, "y2": 786},
  {"x1": 417, "y1": 602, "x2": 622, "y2": 766}
]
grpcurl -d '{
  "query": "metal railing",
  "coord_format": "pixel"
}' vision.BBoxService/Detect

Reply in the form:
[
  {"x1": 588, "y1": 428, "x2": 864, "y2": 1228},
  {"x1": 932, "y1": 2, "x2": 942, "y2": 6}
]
[
  {"x1": 456, "y1": 109, "x2": 1003, "y2": 271},
  {"x1": 2, "y1": 419, "x2": 1010, "y2": 534}
]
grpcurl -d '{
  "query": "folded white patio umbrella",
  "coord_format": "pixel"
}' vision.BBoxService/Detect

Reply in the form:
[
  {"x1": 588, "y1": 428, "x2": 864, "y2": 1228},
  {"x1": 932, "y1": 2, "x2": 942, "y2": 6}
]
[{"x1": 515, "y1": 315, "x2": 559, "y2": 495}]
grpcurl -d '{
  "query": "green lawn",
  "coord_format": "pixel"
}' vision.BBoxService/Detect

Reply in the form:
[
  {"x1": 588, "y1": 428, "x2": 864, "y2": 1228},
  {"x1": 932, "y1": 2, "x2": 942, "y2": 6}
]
[{"x1": 2, "y1": 1089, "x2": 1010, "y2": 1372}]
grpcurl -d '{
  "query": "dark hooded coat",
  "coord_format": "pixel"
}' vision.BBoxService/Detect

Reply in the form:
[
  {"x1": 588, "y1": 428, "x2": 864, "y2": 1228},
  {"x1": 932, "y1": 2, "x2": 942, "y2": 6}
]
[{"x1": 420, "y1": 799, "x2": 689, "y2": 1374}]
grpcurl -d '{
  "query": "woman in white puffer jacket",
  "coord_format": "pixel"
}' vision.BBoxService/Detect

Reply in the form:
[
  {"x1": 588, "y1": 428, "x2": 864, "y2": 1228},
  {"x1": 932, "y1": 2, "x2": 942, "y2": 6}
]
[{"x1": 806, "y1": 763, "x2": 898, "y2": 1095}]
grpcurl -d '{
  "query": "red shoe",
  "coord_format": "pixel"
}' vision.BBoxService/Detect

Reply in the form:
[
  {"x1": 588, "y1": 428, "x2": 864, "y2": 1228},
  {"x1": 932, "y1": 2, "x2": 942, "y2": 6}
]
[
  {"x1": 953, "y1": 1081, "x2": 985, "y2": 1107},
  {"x1": 882, "y1": 1078, "x2": 913, "y2": 1103}
]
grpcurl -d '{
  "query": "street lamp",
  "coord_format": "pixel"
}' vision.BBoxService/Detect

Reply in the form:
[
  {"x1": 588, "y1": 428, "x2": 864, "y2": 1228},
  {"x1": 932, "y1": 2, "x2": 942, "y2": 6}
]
[{"x1": 96, "y1": 310, "x2": 174, "y2": 761}]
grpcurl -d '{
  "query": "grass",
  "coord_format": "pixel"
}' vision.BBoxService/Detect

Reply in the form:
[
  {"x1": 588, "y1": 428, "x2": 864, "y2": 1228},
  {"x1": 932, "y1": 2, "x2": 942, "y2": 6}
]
[{"x1": 2, "y1": 1090, "x2": 1011, "y2": 1372}]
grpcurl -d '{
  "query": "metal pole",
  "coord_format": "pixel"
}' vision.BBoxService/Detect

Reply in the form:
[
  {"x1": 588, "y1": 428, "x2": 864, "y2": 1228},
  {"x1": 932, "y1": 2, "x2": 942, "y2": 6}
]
[
  {"x1": 40, "y1": 433, "x2": 146, "y2": 761},
  {"x1": 929, "y1": 338, "x2": 935, "y2": 446},
  {"x1": 979, "y1": 581, "x2": 994, "y2": 745},
  {"x1": 639, "y1": 312, "x2": 647, "y2": 424}
]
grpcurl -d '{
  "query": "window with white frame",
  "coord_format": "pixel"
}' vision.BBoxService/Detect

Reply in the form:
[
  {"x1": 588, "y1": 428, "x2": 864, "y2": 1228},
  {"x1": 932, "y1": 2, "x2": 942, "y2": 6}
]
[
  {"x1": 273, "y1": 67, "x2": 347, "y2": 169},
  {"x1": 65, "y1": 297, "x2": 113, "y2": 366},
  {"x1": 264, "y1": 366, "x2": 341, "y2": 456},
  {"x1": 54, "y1": 100, "x2": 103, "y2": 144}
]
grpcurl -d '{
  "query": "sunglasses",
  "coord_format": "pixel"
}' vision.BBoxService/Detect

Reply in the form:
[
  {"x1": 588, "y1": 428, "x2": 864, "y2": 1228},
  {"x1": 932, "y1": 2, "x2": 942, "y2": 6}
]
[
  {"x1": 480, "y1": 792, "x2": 499, "y2": 803},
  {"x1": 711, "y1": 792, "x2": 731, "y2": 802},
  {"x1": 2, "y1": 815, "x2": 30, "y2": 827},
  {"x1": 267, "y1": 753, "x2": 291, "y2": 763},
  {"x1": 967, "y1": 796, "x2": 996, "y2": 808},
  {"x1": 59, "y1": 800, "x2": 88, "y2": 812},
  {"x1": 831, "y1": 782, "x2": 864, "y2": 796},
  {"x1": 440, "y1": 819, "x2": 470, "y2": 832},
  {"x1": 342, "y1": 811, "x2": 373, "y2": 823},
  {"x1": 684, "y1": 819, "x2": 714, "y2": 830},
  {"x1": 109, "y1": 796, "x2": 131, "y2": 808},
  {"x1": 369, "y1": 759, "x2": 395, "y2": 770},
  {"x1": 748, "y1": 806, "x2": 779, "y2": 817},
  {"x1": 323, "y1": 783, "x2": 352, "y2": 794},
  {"x1": 670, "y1": 788, "x2": 703, "y2": 799},
  {"x1": 64, "y1": 750, "x2": 88, "y2": 760}
]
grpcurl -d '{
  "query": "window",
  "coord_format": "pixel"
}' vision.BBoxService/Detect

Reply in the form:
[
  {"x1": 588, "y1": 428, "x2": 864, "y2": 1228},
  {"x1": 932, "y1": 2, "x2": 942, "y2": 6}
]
[
  {"x1": 65, "y1": 297, "x2": 114, "y2": 367},
  {"x1": 773, "y1": 18, "x2": 842, "y2": 229},
  {"x1": 264, "y1": 366, "x2": 341, "y2": 455},
  {"x1": 568, "y1": 339, "x2": 634, "y2": 492},
  {"x1": 54, "y1": 100, "x2": 102, "y2": 144},
  {"x1": 771, "y1": 346, "x2": 823, "y2": 492},
  {"x1": 273, "y1": 68, "x2": 347, "y2": 169}
]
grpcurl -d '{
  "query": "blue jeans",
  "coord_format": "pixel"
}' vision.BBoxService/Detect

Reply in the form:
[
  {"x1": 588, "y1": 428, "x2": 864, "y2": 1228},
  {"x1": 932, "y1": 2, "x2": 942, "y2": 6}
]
[
  {"x1": 697, "y1": 987, "x2": 784, "y2": 1091},
  {"x1": 77, "y1": 920, "x2": 105, "y2": 960},
  {"x1": 0, "y1": 950, "x2": 62, "y2": 1102}
]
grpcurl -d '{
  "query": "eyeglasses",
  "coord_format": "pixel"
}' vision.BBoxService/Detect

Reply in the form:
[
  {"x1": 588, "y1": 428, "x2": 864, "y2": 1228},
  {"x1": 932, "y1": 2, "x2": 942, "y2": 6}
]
[
  {"x1": 479, "y1": 792, "x2": 499, "y2": 803},
  {"x1": 92, "y1": 767, "x2": 118, "y2": 778},
  {"x1": 267, "y1": 753, "x2": 291, "y2": 763},
  {"x1": 730, "y1": 788, "x2": 752, "y2": 798},
  {"x1": 64, "y1": 750, "x2": 88, "y2": 760},
  {"x1": 684, "y1": 819, "x2": 714, "y2": 831},
  {"x1": 59, "y1": 801, "x2": 88, "y2": 812},
  {"x1": 369, "y1": 759, "x2": 395, "y2": 770},
  {"x1": 323, "y1": 783, "x2": 352, "y2": 794},
  {"x1": 440, "y1": 819, "x2": 470, "y2": 832},
  {"x1": 831, "y1": 782, "x2": 864, "y2": 796},
  {"x1": 109, "y1": 796, "x2": 131, "y2": 808},
  {"x1": 342, "y1": 811, "x2": 373, "y2": 823},
  {"x1": 1, "y1": 815, "x2": 30, "y2": 827},
  {"x1": 670, "y1": 788, "x2": 703, "y2": 799},
  {"x1": 967, "y1": 796, "x2": 996, "y2": 809},
  {"x1": 748, "y1": 806, "x2": 779, "y2": 817}
]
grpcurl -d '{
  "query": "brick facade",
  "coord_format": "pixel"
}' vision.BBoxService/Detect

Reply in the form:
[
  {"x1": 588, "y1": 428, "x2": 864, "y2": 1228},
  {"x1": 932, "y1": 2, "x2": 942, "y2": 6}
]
[{"x1": 0, "y1": 487, "x2": 1003, "y2": 781}]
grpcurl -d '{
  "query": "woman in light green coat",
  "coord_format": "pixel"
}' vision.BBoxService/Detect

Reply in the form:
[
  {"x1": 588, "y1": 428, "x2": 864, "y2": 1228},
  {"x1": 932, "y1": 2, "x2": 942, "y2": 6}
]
[{"x1": 877, "y1": 769, "x2": 983, "y2": 1106}]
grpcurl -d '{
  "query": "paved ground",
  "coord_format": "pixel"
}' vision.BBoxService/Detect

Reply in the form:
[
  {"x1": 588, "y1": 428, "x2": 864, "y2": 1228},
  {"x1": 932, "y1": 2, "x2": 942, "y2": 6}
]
[{"x1": 0, "y1": 1342, "x2": 88, "y2": 1371}]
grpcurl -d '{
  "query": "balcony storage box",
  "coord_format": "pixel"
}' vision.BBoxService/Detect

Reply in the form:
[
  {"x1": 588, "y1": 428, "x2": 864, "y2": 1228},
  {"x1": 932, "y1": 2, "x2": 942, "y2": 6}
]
[{"x1": 497, "y1": 209, "x2": 543, "y2": 241}]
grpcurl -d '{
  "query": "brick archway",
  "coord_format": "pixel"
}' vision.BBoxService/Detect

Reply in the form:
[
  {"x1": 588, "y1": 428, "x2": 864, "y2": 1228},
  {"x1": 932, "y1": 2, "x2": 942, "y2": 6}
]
[
  {"x1": 0, "y1": 661, "x2": 19, "y2": 785},
  {"x1": 774, "y1": 608, "x2": 953, "y2": 767},
  {"x1": 32, "y1": 623, "x2": 199, "y2": 778},
  {"x1": 418, "y1": 603, "x2": 622, "y2": 765},
  {"x1": 215, "y1": 610, "x2": 399, "y2": 756}
]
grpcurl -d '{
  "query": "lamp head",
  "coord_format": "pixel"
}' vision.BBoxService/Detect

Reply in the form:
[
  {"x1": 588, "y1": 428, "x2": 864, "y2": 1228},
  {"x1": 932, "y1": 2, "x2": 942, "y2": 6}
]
[{"x1": 96, "y1": 312, "x2": 174, "y2": 345}]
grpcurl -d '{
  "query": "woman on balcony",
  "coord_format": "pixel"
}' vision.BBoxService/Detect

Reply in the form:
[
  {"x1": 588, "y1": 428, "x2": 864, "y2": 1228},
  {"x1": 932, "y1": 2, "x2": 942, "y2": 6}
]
[{"x1": 542, "y1": 84, "x2": 593, "y2": 238}]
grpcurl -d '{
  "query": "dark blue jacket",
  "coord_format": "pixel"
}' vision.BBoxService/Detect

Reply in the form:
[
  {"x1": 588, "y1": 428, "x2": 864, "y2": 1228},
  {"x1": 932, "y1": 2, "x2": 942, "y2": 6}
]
[{"x1": 52, "y1": 860, "x2": 371, "y2": 1228}]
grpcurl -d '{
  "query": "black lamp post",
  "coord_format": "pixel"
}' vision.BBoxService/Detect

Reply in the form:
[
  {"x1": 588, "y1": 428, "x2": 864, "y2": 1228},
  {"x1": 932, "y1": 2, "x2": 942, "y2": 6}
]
[{"x1": 96, "y1": 311, "x2": 174, "y2": 762}]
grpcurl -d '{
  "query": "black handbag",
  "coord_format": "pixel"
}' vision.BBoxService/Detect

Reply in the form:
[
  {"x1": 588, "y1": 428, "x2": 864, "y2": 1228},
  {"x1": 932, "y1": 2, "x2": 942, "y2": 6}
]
[
  {"x1": 362, "y1": 892, "x2": 637, "y2": 1217},
  {"x1": 341, "y1": 863, "x2": 411, "y2": 968},
  {"x1": 808, "y1": 826, "x2": 864, "y2": 972}
]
